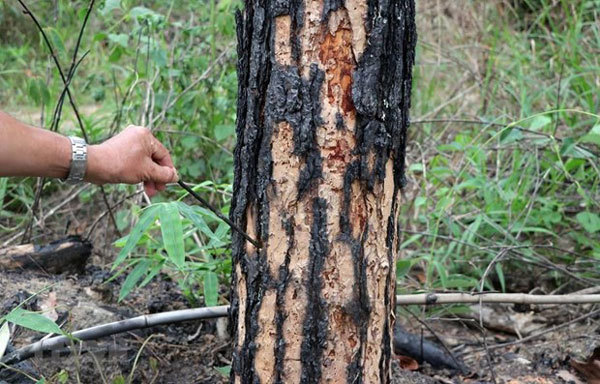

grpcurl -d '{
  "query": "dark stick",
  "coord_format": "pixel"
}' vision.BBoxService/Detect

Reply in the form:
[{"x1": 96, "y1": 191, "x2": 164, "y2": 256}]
[
  {"x1": 50, "y1": 50, "x2": 90, "y2": 134},
  {"x1": 177, "y1": 180, "x2": 262, "y2": 249}
]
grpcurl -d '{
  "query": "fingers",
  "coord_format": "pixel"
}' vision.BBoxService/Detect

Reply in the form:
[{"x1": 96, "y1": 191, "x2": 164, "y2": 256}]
[
  {"x1": 147, "y1": 160, "x2": 178, "y2": 185},
  {"x1": 150, "y1": 136, "x2": 175, "y2": 168},
  {"x1": 147, "y1": 133, "x2": 177, "y2": 193},
  {"x1": 144, "y1": 181, "x2": 157, "y2": 197},
  {"x1": 115, "y1": 125, "x2": 178, "y2": 196}
]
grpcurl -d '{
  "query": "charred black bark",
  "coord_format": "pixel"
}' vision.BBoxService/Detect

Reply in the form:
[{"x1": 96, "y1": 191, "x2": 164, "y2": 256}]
[
  {"x1": 231, "y1": 0, "x2": 416, "y2": 382},
  {"x1": 300, "y1": 197, "x2": 330, "y2": 383},
  {"x1": 352, "y1": 0, "x2": 417, "y2": 189}
]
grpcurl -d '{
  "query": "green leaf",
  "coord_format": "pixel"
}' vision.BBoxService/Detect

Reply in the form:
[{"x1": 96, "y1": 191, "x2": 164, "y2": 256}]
[
  {"x1": 214, "y1": 124, "x2": 235, "y2": 141},
  {"x1": 100, "y1": 0, "x2": 121, "y2": 15},
  {"x1": 108, "y1": 46, "x2": 124, "y2": 62},
  {"x1": 215, "y1": 365, "x2": 231, "y2": 377},
  {"x1": 400, "y1": 234, "x2": 421, "y2": 250},
  {"x1": 581, "y1": 125, "x2": 600, "y2": 146},
  {"x1": 129, "y1": 6, "x2": 160, "y2": 20},
  {"x1": 582, "y1": 133, "x2": 600, "y2": 146},
  {"x1": 435, "y1": 276, "x2": 478, "y2": 289},
  {"x1": 139, "y1": 260, "x2": 165, "y2": 288},
  {"x1": 93, "y1": 32, "x2": 107, "y2": 42},
  {"x1": 118, "y1": 260, "x2": 151, "y2": 301},
  {"x1": 36, "y1": 379, "x2": 46, "y2": 384},
  {"x1": 27, "y1": 79, "x2": 40, "y2": 104},
  {"x1": 108, "y1": 33, "x2": 129, "y2": 48},
  {"x1": 396, "y1": 260, "x2": 413, "y2": 280},
  {"x1": 509, "y1": 225, "x2": 557, "y2": 236},
  {"x1": 36, "y1": 79, "x2": 50, "y2": 105},
  {"x1": 500, "y1": 127, "x2": 523, "y2": 144},
  {"x1": 159, "y1": 203, "x2": 186, "y2": 269},
  {"x1": 528, "y1": 115, "x2": 552, "y2": 131},
  {"x1": 203, "y1": 271, "x2": 219, "y2": 307},
  {"x1": 113, "y1": 205, "x2": 160, "y2": 269},
  {"x1": 45, "y1": 28, "x2": 66, "y2": 57},
  {"x1": 5, "y1": 308, "x2": 63, "y2": 335},
  {"x1": 495, "y1": 264, "x2": 506, "y2": 293},
  {"x1": 177, "y1": 202, "x2": 221, "y2": 244},
  {"x1": 0, "y1": 321, "x2": 9, "y2": 360},
  {"x1": 576, "y1": 212, "x2": 600, "y2": 234},
  {"x1": 0, "y1": 178, "x2": 7, "y2": 211},
  {"x1": 56, "y1": 370, "x2": 68, "y2": 383}
]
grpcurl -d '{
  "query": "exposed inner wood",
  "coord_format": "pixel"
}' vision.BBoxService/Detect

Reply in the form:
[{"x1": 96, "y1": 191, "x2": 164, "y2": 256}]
[
  {"x1": 344, "y1": 0, "x2": 368, "y2": 61},
  {"x1": 274, "y1": 16, "x2": 293, "y2": 66},
  {"x1": 316, "y1": 8, "x2": 360, "y2": 383}
]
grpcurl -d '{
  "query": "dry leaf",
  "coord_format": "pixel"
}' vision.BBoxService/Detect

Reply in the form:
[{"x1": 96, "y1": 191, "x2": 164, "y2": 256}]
[
  {"x1": 394, "y1": 354, "x2": 419, "y2": 371},
  {"x1": 465, "y1": 305, "x2": 546, "y2": 336},
  {"x1": 556, "y1": 369, "x2": 584, "y2": 384},
  {"x1": 39, "y1": 291, "x2": 59, "y2": 322},
  {"x1": 571, "y1": 347, "x2": 600, "y2": 384},
  {"x1": 507, "y1": 376, "x2": 554, "y2": 384}
]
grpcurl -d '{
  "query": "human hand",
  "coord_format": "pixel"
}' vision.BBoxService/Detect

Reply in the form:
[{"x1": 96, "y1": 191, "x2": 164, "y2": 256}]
[{"x1": 85, "y1": 125, "x2": 178, "y2": 197}]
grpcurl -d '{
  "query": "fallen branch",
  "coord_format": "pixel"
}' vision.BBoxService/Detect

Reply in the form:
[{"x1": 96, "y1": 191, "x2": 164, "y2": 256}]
[
  {"x1": 1, "y1": 306, "x2": 228, "y2": 365},
  {"x1": 396, "y1": 293, "x2": 600, "y2": 305},
  {"x1": 394, "y1": 325, "x2": 467, "y2": 373},
  {"x1": 0, "y1": 236, "x2": 91, "y2": 274}
]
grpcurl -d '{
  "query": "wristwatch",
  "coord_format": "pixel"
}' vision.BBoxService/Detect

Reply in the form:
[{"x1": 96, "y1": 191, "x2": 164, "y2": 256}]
[{"x1": 65, "y1": 136, "x2": 87, "y2": 184}]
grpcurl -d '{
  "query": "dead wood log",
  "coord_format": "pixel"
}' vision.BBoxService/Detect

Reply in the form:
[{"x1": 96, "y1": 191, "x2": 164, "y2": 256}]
[
  {"x1": 393, "y1": 325, "x2": 468, "y2": 374},
  {"x1": 0, "y1": 236, "x2": 91, "y2": 274}
]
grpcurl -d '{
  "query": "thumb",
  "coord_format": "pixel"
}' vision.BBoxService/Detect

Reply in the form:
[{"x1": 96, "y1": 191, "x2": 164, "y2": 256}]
[{"x1": 148, "y1": 162, "x2": 178, "y2": 184}]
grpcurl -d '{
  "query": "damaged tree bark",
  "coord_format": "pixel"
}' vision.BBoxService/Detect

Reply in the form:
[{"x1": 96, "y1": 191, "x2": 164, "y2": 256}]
[{"x1": 230, "y1": 0, "x2": 416, "y2": 382}]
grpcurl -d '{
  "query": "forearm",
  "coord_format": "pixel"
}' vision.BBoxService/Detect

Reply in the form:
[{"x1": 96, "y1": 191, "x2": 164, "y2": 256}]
[
  {"x1": 0, "y1": 111, "x2": 71, "y2": 179},
  {"x1": 0, "y1": 111, "x2": 177, "y2": 196}
]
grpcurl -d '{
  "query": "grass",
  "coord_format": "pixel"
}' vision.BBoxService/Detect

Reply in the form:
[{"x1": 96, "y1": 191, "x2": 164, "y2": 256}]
[
  {"x1": 400, "y1": 0, "x2": 600, "y2": 295},
  {"x1": 0, "y1": 0, "x2": 598, "y2": 322}
]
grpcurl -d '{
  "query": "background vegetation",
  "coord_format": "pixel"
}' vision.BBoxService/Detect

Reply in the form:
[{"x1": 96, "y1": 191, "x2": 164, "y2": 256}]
[{"x1": 0, "y1": 0, "x2": 599, "y2": 319}]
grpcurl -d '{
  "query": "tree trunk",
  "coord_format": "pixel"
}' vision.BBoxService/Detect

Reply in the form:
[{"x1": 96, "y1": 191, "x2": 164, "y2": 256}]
[{"x1": 230, "y1": 0, "x2": 417, "y2": 382}]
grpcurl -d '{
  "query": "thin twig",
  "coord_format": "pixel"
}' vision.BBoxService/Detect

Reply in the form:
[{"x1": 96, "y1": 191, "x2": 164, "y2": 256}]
[
  {"x1": 177, "y1": 180, "x2": 261, "y2": 249},
  {"x1": 4, "y1": 185, "x2": 90, "y2": 247},
  {"x1": 396, "y1": 293, "x2": 600, "y2": 305},
  {"x1": 85, "y1": 191, "x2": 143, "y2": 240}
]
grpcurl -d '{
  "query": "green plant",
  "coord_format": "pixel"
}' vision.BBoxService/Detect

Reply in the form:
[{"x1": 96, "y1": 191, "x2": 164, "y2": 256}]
[{"x1": 112, "y1": 182, "x2": 232, "y2": 305}]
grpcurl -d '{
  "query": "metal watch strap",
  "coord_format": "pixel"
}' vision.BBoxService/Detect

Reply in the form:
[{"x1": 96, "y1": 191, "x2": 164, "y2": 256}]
[{"x1": 66, "y1": 136, "x2": 87, "y2": 184}]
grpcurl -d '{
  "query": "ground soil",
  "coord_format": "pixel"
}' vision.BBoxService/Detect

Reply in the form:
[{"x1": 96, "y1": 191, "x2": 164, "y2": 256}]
[{"x1": 1, "y1": 254, "x2": 598, "y2": 383}]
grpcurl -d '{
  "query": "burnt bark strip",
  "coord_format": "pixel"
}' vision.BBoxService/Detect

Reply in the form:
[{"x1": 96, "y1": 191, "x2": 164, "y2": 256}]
[
  {"x1": 230, "y1": 3, "x2": 271, "y2": 381},
  {"x1": 274, "y1": 214, "x2": 294, "y2": 384},
  {"x1": 230, "y1": 0, "x2": 416, "y2": 382},
  {"x1": 300, "y1": 198, "x2": 329, "y2": 383}
]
